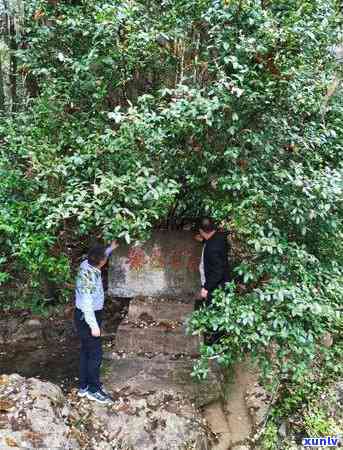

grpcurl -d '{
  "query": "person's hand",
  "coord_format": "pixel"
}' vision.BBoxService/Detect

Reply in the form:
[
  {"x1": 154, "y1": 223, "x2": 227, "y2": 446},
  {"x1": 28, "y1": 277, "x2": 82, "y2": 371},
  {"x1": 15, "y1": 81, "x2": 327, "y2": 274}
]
[
  {"x1": 110, "y1": 240, "x2": 119, "y2": 251},
  {"x1": 194, "y1": 233, "x2": 203, "y2": 242},
  {"x1": 201, "y1": 288, "x2": 208, "y2": 299},
  {"x1": 91, "y1": 326, "x2": 101, "y2": 337},
  {"x1": 199, "y1": 229, "x2": 207, "y2": 240}
]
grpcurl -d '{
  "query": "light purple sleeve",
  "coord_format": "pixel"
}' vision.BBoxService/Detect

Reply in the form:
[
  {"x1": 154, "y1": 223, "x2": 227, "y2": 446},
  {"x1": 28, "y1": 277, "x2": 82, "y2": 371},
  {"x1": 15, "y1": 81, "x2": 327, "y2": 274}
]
[
  {"x1": 82, "y1": 294, "x2": 99, "y2": 330},
  {"x1": 104, "y1": 245, "x2": 113, "y2": 258}
]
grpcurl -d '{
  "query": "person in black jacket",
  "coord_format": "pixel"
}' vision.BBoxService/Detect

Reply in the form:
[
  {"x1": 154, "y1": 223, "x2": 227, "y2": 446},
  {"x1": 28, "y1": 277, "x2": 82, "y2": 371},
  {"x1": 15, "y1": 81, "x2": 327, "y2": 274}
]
[
  {"x1": 196, "y1": 217, "x2": 230, "y2": 308},
  {"x1": 194, "y1": 217, "x2": 230, "y2": 344}
]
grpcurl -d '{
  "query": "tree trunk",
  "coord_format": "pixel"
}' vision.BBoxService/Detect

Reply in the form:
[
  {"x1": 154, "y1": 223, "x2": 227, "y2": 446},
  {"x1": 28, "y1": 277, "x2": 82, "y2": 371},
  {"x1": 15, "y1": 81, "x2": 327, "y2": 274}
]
[
  {"x1": 8, "y1": 14, "x2": 17, "y2": 111},
  {"x1": 0, "y1": 58, "x2": 5, "y2": 110}
]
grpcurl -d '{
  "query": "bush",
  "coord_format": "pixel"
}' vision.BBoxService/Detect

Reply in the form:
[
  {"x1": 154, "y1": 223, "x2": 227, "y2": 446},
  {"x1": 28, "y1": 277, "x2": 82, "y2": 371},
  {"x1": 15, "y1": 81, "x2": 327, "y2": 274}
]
[{"x1": 0, "y1": 0, "x2": 342, "y2": 392}]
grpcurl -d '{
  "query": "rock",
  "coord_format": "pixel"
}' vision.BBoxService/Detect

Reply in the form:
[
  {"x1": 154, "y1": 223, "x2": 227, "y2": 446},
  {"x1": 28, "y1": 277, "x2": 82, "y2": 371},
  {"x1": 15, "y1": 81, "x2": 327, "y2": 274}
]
[
  {"x1": 61, "y1": 405, "x2": 70, "y2": 417},
  {"x1": 27, "y1": 376, "x2": 65, "y2": 401},
  {"x1": 278, "y1": 421, "x2": 287, "y2": 439},
  {"x1": 0, "y1": 318, "x2": 22, "y2": 344},
  {"x1": 0, "y1": 314, "x2": 75, "y2": 346},
  {"x1": 0, "y1": 373, "x2": 212, "y2": 450},
  {"x1": 102, "y1": 357, "x2": 223, "y2": 407},
  {"x1": 25, "y1": 319, "x2": 42, "y2": 327},
  {"x1": 0, "y1": 374, "x2": 10, "y2": 385},
  {"x1": 321, "y1": 332, "x2": 333, "y2": 348},
  {"x1": 0, "y1": 374, "x2": 78, "y2": 450},
  {"x1": 9, "y1": 318, "x2": 44, "y2": 343},
  {"x1": 245, "y1": 383, "x2": 270, "y2": 430},
  {"x1": 332, "y1": 44, "x2": 343, "y2": 63},
  {"x1": 86, "y1": 390, "x2": 208, "y2": 450},
  {"x1": 43, "y1": 319, "x2": 75, "y2": 341},
  {"x1": 114, "y1": 322, "x2": 201, "y2": 355},
  {"x1": 329, "y1": 381, "x2": 343, "y2": 422},
  {"x1": 335, "y1": 381, "x2": 343, "y2": 403}
]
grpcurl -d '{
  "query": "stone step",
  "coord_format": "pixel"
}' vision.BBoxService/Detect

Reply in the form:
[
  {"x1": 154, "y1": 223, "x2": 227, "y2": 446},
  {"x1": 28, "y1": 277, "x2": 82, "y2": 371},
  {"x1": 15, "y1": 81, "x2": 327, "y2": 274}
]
[
  {"x1": 102, "y1": 356, "x2": 223, "y2": 408},
  {"x1": 127, "y1": 297, "x2": 195, "y2": 323},
  {"x1": 115, "y1": 322, "x2": 201, "y2": 355}
]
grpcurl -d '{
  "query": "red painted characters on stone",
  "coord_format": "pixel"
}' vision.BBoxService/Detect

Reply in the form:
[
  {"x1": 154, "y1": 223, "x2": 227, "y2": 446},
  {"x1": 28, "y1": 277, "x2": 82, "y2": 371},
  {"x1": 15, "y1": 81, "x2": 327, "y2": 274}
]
[
  {"x1": 169, "y1": 249, "x2": 200, "y2": 272},
  {"x1": 187, "y1": 254, "x2": 199, "y2": 273},
  {"x1": 127, "y1": 245, "x2": 200, "y2": 273},
  {"x1": 127, "y1": 247, "x2": 147, "y2": 271},
  {"x1": 150, "y1": 246, "x2": 166, "y2": 269},
  {"x1": 169, "y1": 250, "x2": 183, "y2": 271}
]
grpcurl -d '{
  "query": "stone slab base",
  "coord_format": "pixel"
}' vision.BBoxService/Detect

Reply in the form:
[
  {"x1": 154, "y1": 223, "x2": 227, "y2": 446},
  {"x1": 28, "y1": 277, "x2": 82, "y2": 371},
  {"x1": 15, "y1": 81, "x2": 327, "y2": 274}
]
[
  {"x1": 115, "y1": 322, "x2": 201, "y2": 355},
  {"x1": 103, "y1": 356, "x2": 223, "y2": 408},
  {"x1": 127, "y1": 297, "x2": 195, "y2": 323}
]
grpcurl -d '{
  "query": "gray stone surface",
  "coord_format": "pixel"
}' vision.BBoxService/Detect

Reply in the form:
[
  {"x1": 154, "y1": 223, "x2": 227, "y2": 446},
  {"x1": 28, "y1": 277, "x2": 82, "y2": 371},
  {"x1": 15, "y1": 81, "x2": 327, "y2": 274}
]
[
  {"x1": 245, "y1": 382, "x2": 270, "y2": 431},
  {"x1": 128, "y1": 297, "x2": 195, "y2": 323},
  {"x1": 108, "y1": 231, "x2": 202, "y2": 298},
  {"x1": 0, "y1": 374, "x2": 210, "y2": 450},
  {"x1": 115, "y1": 322, "x2": 201, "y2": 355},
  {"x1": 79, "y1": 389, "x2": 209, "y2": 450},
  {"x1": 0, "y1": 318, "x2": 44, "y2": 345},
  {"x1": 332, "y1": 44, "x2": 343, "y2": 63},
  {"x1": 0, "y1": 374, "x2": 79, "y2": 450},
  {"x1": 103, "y1": 357, "x2": 223, "y2": 408},
  {"x1": 336, "y1": 381, "x2": 343, "y2": 403}
]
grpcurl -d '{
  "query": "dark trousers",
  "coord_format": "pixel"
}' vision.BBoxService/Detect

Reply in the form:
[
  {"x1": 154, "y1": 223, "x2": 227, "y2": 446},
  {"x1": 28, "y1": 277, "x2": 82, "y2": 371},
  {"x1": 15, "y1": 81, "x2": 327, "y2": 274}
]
[{"x1": 74, "y1": 308, "x2": 103, "y2": 393}]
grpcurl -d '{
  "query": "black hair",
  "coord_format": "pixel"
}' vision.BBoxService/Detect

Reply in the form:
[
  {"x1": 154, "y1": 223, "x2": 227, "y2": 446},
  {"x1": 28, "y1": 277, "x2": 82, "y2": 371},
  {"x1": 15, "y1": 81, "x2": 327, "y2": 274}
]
[
  {"x1": 200, "y1": 216, "x2": 216, "y2": 232},
  {"x1": 88, "y1": 245, "x2": 107, "y2": 267}
]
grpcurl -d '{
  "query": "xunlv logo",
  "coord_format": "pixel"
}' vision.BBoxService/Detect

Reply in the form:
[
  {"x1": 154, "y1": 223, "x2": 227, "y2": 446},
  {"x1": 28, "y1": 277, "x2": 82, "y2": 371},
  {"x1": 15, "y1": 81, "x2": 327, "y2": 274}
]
[{"x1": 302, "y1": 436, "x2": 340, "y2": 447}]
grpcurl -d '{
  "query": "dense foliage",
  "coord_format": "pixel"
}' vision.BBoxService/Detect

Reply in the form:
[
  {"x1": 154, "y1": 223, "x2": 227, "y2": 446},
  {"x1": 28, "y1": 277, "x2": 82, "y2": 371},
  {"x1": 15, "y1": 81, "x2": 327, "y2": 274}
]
[{"x1": 0, "y1": 0, "x2": 342, "y2": 429}]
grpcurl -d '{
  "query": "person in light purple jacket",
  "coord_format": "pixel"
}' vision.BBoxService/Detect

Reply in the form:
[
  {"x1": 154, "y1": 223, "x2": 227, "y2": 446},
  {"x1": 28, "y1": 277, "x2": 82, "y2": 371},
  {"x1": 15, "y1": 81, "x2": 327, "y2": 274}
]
[{"x1": 74, "y1": 240, "x2": 118, "y2": 404}]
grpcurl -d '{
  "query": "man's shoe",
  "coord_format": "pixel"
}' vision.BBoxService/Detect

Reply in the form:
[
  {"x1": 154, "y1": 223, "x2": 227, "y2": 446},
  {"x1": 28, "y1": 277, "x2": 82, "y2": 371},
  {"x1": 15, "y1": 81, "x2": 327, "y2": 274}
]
[
  {"x1": 78, "y1": 386, "x2": 89, "y2": 397},
  {"x1": 100, "y1": 384, "x2": 115, "y2": 400},
  {"x1": 86, "y1": 390, "x2": 113, "y2": 404}
]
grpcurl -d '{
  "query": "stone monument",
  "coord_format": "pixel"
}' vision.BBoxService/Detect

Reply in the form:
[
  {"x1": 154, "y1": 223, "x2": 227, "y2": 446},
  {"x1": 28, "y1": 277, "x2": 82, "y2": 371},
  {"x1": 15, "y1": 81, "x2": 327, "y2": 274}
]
[{"x1": 108, "y1": 230, "x2": 202, "y2": 298}]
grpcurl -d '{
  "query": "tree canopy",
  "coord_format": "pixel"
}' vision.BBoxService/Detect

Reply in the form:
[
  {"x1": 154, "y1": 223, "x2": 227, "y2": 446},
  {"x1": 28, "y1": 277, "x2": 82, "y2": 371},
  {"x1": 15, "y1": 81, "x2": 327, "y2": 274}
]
[{"x1": 0, "y1": 0, "x2": 342, "y2": 394}]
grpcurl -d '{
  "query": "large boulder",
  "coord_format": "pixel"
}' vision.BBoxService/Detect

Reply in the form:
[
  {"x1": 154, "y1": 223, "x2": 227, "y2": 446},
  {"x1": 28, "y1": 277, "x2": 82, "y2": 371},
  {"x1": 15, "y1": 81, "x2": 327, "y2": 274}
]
[
  {"x1": 0, "y1": 315, "x2": 71, "y2": 345},
  {"x1": 0, "y1": 374, "x2": 79, "y2": 450},
  {"x1": 67, "y1": 386, "x2": 209, "y2": 450},
  {"x1": 10, "y1": 318, "x2": 44, "y2": 342},
  {"x1": 0, "y1": 318, "x2": 38, "y2": 345},
  {"x1": 0, "y1": 374, "x2": 210, "y2": 450}
]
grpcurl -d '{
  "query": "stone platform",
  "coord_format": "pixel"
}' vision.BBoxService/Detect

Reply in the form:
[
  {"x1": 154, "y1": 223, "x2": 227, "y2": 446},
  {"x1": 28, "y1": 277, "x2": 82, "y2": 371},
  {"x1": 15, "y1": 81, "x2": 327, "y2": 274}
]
[{"x1": 103, "y1": 356, "x2": 223, "y2": 408}]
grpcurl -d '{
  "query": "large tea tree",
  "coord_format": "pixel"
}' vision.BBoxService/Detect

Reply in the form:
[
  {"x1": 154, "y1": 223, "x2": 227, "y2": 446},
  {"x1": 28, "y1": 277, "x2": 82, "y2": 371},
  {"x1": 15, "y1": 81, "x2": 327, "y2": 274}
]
[{"x1": 0, "y1": 0, "x2": 342, "y2": 382}]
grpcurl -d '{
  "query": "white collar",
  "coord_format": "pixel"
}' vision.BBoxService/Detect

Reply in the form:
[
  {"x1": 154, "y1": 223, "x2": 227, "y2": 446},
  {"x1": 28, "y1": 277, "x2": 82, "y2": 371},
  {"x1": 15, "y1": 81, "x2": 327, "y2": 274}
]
[{"x1": 86, "y1": 260, "x2": 101, "y2": 275}]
